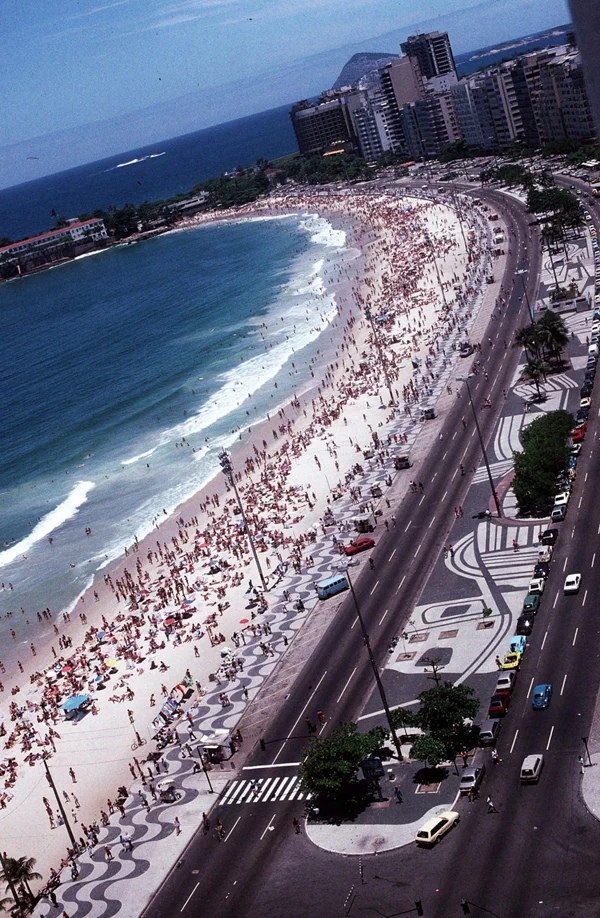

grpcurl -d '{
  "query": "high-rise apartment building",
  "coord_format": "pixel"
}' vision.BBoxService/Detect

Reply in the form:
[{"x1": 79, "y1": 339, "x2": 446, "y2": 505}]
[
  {"x1": 290, "y1": 97, "x2": 357, "y2": 156},
  {"x1": 400, "y1": 31, "x2": 458, "y2": 92}
]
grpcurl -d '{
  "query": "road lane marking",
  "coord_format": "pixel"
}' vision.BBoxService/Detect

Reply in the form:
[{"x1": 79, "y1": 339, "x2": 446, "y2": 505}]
[
  {"x1": 527, "y1": 676, "x2": 534, "y2": 698},
  {"x1": 553, "y1": 592, "x2": 559, "y2": 609},
  {"x1": 546, "y1": 726, "x2": 554, "y2": 750},
  {"x1": 428, "y1": 516, "x2": 436, "y2": 528},
  {"x1": 395, "y1": 575, "x2": 406, "y2": 594},
  {"x1": 442, "y1": 490, "x2": 448, "y2": 502},
  {"x1": 573, "y1": 627, "x2": 579, "y2": 646},
  {"x1": 414, "y1": 543, "x2": 422, "y2": 558},
  {"x1": 379, "y1": 609, "x2": 389, "y2": 625},
  {"x1": 509, "y1": 729, "x2": 519, "y2": 754},
  {"x1": 388, "y1": 548, "x2": 397, "y2": 562},
  {"x1": 224, "y1": 816, "x2": 241, "y2": 842},
  {"x1": 452, "y1": 431, "x2": 457, "y2": 440},
  {"x1": 560, "y1": 673, "x2": 567, "y2": 696},
  {"x1": 243, "y1": 763, "x2": 301, "y2": 770},
  {"x1": 442, "y1": 451, "x2": 447, "y2": 461},
  {"x1": 351, "y1": 617, "x2": 358, "y2": 629},
  {"x1": 583, "y1": 590, "x2": 587, "y2": 607},
  {"x1": 541, "y1": 630, "x2": 549, "y2": 650},
  {"x1": 579, "y1": 495, "x2": 583, "y2": 508},
  {"x1": 592, "y1": 553, "x2": 596, "y2": 569},
  {"x1": 419, "y1": 496, "x2": 425, "y2": 506},
  {"x1": 405, "y1": 521, "x2": 412, "y2": 532},
  {"x1": 370, "y1": 580, "x2": 379, "y2": 596},
  {"x1": 337, "y1": 667, "x2": 357, "y2": 704},
  {"x1": 563, "y1": 557, "x2": 568, "y2": 572},
  {"x1": 180, "y1": 883, "x2": 200, "y2": 912},
  {"x1": 272, "y1": 671, "x2": 328, "y2": 765},
  {"x1": 432, "y1": 472, "x2": 437, "y2": 481},
  {"x1": 259, "y1": 814, "x2": 276, "y2": 841}
]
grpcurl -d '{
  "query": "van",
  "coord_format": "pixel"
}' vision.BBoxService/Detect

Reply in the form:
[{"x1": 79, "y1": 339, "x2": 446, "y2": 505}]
[
  {"x1": 478, "y1": 718, "x2": 502, "y2": 747},
  {"x1": 316, "y1": 574, "x2": 349, "y2": 601},
  {"x1": 520, "y1": 754, "x2": 544, "y2": 783},
  {"x1": 353, "y1": 513, "x2": 377, "y2": 533},
  {"x1": 394, "y1": 455, "x2": 412, "y2": 470}
]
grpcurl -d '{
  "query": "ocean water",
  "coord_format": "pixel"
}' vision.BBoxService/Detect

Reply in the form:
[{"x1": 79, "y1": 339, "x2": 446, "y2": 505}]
[
  {"x1": 0, "y1": 214, "x2": 353, "y2": 662},
  {"x1": 0, "y1": 103, "x2": 297, "y2": 242}
]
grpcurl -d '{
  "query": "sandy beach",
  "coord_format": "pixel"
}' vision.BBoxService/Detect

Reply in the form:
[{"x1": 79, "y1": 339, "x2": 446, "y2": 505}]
[{"x1": 0, "y1": 184, "x2": 501, "y2": 891}]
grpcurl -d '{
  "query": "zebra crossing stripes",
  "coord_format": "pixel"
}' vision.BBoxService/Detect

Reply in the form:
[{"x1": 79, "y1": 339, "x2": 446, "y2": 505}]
[{"x1": 220, "y1": 776, "x2": 310, "y2": 805}]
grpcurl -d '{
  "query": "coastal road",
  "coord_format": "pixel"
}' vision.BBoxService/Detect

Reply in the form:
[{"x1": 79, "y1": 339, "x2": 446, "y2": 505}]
[{"x1": 143, "y1": 187, "x2": 556, "y2": 917}]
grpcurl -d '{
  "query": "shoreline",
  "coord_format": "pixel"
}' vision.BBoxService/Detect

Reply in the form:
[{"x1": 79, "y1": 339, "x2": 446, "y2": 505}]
[{"x1": 0, "y1": 186, "x2": 498, "y2": 886}]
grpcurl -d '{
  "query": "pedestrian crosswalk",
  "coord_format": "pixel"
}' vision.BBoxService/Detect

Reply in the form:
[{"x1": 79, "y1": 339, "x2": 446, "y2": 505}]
[{"x1": 220, "y1": 775, "x2": 311, "y2": 805}]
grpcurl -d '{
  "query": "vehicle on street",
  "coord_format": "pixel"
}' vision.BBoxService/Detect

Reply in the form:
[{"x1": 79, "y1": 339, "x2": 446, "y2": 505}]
[
  {"x1": 564, "y1": 573, "x2": 581, "y2": 594},
  {"x1": 495, "y1": 672, "x2": 516, "y2": 695},
  {"x1": 569, "y1": 444, "x2": 582, "y2": 457},
  {"x1": 316, "y1": 574, "x2": 349, "y2": 600},
  {"x1": 501, "y1": 651, "x2": 521, "y2": 670},
  {"x1": 537, "y1": 545, "x2": 553, "y2": 562},
  {"x1": 416, "y1": 811, "x2": 460, "y2": 846},
  {"x1": 509, "y1": 635, "x2": 527, "y2": 655},
  {"x1": 580, "y1": 397, "x2": 592, "y2": 409},
  {"x1": 516, "y1": 613, "x2": 535, "y2": 635},
  {"x1": 478, "y1": 719, "x2": 502, "y2": 746},
  {"x1": 577, "y1": 407, "x2": 590, "y2": 422},
  {"x1": 522, "y1": 592, "x2": 541, "y2": 613},
  {"x1": 572, "y1": 428, "x2": 586, "y2": 443},
  {"x1": 553, "y1": 492, "x2": 570, "y2": 507},
  {"x1": 539, "y1": 529, "x2": 558, "y2": 545},
  {"x1": 551, "y1": 505, "x2": 567, "y2": 522},
  {"x1": 488, "y1": 693, "x2": 511, "y2": 717},
  {"x1": 459, "y1": 764, "x2": 486, "y2": 795},
  {"x1": 344, "y1": 537, "x2": 375, "y2": 556},
  {"x1": 532, "y1": 684, "x2": 552, "y2": 709},
  {"x1": 521, "y1": 754, "x2": 544, "y2": 783},
  {"x1": 533, "y1": 562, "x2": 550, "y2": 579},
  {"x1": 394, "y1": 455, "x2": 412, "y2": 470},
  {"x1": 528, "y1": 577, "x2": 545, "y2": 594}
]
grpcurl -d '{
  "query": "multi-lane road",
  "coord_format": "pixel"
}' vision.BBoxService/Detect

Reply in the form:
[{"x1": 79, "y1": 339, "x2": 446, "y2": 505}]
[{"x1": 144, "y1": 182, "x2": 600, "y2": 918}]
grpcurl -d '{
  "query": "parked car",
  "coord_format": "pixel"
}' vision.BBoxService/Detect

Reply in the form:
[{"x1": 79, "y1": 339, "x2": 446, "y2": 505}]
[
  {"x1": 520, "y1": 754, "x2": 544, "y2": 783},
  {"x1": 534, "y1": 562, "x2": 550, "y2": 579},
  {"x1": 516, "y1": 614, "x2": 535, "y2": 635},
  {"x1": 501, "y1": 651, "x2": 521, "y2": 670},
  {"x1": 532, "y1": 684, "x2": 552, "y2": 709},
  {"x1": 478, "y1": 719, "x2": 502, "y2": 747},
  {"x1": 528, "y1": 577, "x2": 545, "y2": 594},
  {"x1": 522, "y1": 592, "x2": 541, "y2": 614},
  {"x1": 415, "y1": 811, "x2": 460, "y2": 846},
  {"x1": 553, "y1": 492, "x2": 570, "y2": 507},
  {"x1": 539, "y1": 529, "x2": 558, "y2": 546},
  {"x1": 551, "y1": 505, "x2": 567, "y2": 523},
  {"x1": 564, "y1": 573, "x2": 581, "y2": 594},
  {"x1": 509, "y1": 635, "x2": 527, "y2": 655},
  {"x1": 572, "y1": 428, "x2": 586, "y2": 443},
  {"x1": 495, "y1": 672, "x2": 516, "y2": 695},
  {"x1": 488, "y1": 693, "x2": 510, "y2": 717},
  {"x1": 343, "y1": 537, "x2": 375, "y2": 556},
  {"x1": 459, "y1": 764, "x2": 486, "y2": 795}
]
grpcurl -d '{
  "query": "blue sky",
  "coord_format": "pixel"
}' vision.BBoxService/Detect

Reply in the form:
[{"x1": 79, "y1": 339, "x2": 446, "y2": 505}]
[{"x1": 1, "y1": 0, "x2": 569, "y2": 185}]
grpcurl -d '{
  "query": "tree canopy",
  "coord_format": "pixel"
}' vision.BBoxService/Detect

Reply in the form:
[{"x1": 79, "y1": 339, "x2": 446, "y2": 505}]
[
  {"x1": 298, "y1": 722, "x2": 387, "y2": 799},
  {"x1": 512, "y1": 409, "x2": 575, "y2": 515}
]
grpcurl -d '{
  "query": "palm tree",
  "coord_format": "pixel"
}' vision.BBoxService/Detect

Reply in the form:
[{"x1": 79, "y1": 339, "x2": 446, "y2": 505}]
[
  {"x1": 521, "y1": 358, "x2": 551, "y2": 400},
  {"x1": 537, "y1": 312, "x2": 569, "y2": 363},
  {"x1": 513, "y1": 324, "x2": 542, "y2": 359},
  {"x1": 0, "y1": 856, "x2": 41, "y2": 902}
]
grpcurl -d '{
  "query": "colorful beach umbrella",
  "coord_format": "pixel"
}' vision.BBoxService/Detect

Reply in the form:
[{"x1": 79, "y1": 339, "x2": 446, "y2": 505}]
[{"x1": 61, "y1": 694, "x2": 90, "y2": 712}]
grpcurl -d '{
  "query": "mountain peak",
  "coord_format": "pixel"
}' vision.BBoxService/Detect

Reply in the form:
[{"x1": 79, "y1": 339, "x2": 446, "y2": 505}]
[{"x1": 332, "y1": 51, "x2": 399, "y2": 90}]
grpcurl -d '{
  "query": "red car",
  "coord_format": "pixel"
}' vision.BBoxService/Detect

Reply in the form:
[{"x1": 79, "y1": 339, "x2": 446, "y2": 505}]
[
  {"x1": 344, "y1": 537, "x2": 375, "y2": 556},
  {"x1": 572, "y1": 427, "x2": 586, "y2": 443},
  {"x1": 488, "y1": 694, "x2": 510, "y2": 717}
]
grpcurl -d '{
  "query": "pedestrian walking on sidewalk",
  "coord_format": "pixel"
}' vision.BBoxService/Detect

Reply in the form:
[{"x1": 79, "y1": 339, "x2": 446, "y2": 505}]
[
  {"x1": 174, "y1": 817, "x2": 181, "y2": 835},
  {"x1": 579, "y1": 756, "x2": 585, "y2": 775}
]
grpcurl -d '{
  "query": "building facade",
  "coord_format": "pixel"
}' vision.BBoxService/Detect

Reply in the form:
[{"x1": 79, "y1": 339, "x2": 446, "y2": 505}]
[{"x1": 0, "y1": 218, "x2": 108, "y2": 264}]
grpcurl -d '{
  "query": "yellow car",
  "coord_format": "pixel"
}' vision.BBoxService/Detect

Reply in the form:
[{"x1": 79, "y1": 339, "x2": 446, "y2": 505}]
[
  {"x1": 416, "y1": 811, "x2": 460, "y2": 846},
  {"x1": 501, "y1": 651, "x2": 521, "y2": 670}
]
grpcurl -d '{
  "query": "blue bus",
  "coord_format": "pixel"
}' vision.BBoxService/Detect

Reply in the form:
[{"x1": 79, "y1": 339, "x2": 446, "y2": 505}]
[{"x1": 316, "y1": 574, "x2": 349, "y2": 600}]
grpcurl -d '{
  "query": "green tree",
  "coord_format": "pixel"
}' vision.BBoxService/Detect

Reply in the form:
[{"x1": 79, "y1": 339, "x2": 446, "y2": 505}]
[
  {"x1": 0, "y1": 855, "x2": 42, "y2": 901},
  {"x1": 298, "y1": 722, "x2": 387, "y2": 799},
  {"x1": 537, "y1": 311, "x2": 569, "y2": 363},
  {"x1": 521, "y1": 358, "x2": 550, "y2": 399},
  {"x1": 414, "y1": 682, "x2": 479, "y2": 755},
  {"x1": 513, "y1": 323, "x2": 542, "y2": 359},
  {"x1": 512, "y1": 409, "x2": 574, "y2": 514},
  {"x1": 410, "y1": 735, "x2": 447, "y2": 767}
]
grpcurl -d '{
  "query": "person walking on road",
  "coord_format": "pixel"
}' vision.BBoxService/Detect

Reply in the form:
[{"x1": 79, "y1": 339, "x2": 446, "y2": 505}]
[
  {"x1": 486, "y1": 796, "x2": 498, "y2": 813},
  {"x1": 491, "y1": 749, "x2": 502, "y2": 764},
  {"x1": 579, "y1": 756, "x2": 586, "y2": 775},
  {"x1": 293, "y1": 817, "x2": 301, "y2": 834}
]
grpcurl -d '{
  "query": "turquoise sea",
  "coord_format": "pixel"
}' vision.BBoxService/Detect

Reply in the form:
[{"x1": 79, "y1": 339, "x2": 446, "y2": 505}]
[{"x1": 0, "y1": 214, "x2": 353, "y2": 662}]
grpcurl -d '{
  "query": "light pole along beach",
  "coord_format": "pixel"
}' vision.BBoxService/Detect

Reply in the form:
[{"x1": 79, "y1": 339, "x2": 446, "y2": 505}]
[
  {"x1": 457, "y1": 373, "x2": 502, "y2": 518},
  {"x1": 218, "y1": 448, "x2": 267, "y2": 591}
]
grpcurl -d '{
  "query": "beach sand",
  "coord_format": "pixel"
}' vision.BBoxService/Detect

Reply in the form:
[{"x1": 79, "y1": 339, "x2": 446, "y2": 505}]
[{"x1": 0, "y1": 185, "x2": 503, "y2": 888}]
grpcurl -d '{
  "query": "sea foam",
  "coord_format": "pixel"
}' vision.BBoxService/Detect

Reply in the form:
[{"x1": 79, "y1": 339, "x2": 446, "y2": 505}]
[{"x1": 0, "y1": 480, "x2": 95, "y2": 569}]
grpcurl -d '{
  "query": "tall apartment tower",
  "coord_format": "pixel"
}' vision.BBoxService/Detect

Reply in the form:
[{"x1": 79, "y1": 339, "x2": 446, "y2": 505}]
[{"x1": 401, "y1": 32, "x2": 457, "y2": 85}]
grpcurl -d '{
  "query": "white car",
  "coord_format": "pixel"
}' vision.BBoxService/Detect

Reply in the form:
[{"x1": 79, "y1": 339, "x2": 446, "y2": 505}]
[
  {"x1": 553, "y1": 492, "x2": 570, "y2": 507},
  {"x1": 529, "y1": 577, "x2": 545, "y2": 594},
  {"x1": 564, "y1": 573, "x2": 582, "y2": 594}
]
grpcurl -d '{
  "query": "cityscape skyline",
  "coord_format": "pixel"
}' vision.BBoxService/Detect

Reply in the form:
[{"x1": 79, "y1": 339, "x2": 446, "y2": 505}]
[{"x1": 2, "y1": 0, "x2": 568, "y2": 189}]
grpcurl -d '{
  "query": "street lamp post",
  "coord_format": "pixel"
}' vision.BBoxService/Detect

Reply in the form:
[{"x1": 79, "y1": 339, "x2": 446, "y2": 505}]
[
  {"x1": 218, "y1": 449, "x2": 267, "y2": 592},
  {"x1": 43, "y1": 757, "x2": 77, "y2": 849},
  {"x1": 344, "y1": 568, "x2": 403, "y2": 760},
  {"x1": 516, "y1": 268, "x2": 534, "y2": 323},
  {"x1": 364, "y1": 305, "x2": 396, "y2": 406},
  {"x1": 456, "y1": 374, "x2": 502, "y2": 518}
]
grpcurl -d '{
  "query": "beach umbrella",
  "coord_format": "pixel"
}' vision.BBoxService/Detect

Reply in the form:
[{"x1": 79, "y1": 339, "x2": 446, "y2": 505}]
[
  {"x1": 61, "y1": 665, "x2": 73, "y2": 674},
  {"x1": 61, "y1": 694, "x2": 90, "y2": 712},
  {"x1": 182, "y1": 599, "x2": 193, "y2": 606},
  {"x1": 106, "y1": 659, "x2": 118, "y2": 667}
]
